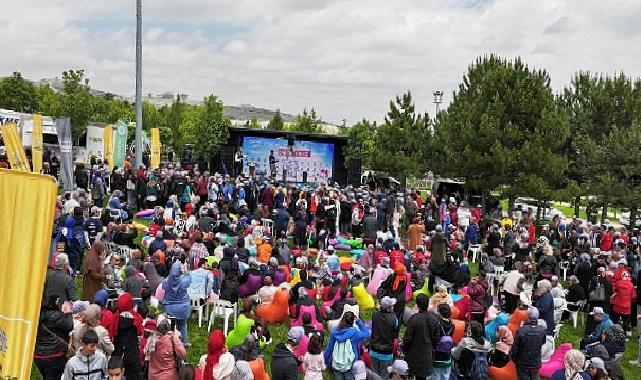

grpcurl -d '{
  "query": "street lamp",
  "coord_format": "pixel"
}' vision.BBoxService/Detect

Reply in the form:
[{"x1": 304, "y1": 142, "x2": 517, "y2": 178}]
[
  {"x1": 134, "y1": 0, "x2": 143, "y2": 167},
  {"x1": 433, "y1": 90, "x2": 443, "y2": 115}
]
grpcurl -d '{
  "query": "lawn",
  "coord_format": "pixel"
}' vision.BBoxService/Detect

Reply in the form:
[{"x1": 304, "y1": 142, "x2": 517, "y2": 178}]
[{"x1": 30, "y1": 225, "x2": 640, "y2": 379}]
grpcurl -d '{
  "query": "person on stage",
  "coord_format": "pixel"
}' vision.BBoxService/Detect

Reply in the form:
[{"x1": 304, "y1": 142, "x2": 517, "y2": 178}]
[{"x1": 234, "y1": 147, "x2": 244, "y2": 177}]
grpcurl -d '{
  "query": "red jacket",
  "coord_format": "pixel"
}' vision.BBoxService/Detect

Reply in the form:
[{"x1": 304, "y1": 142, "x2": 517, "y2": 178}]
[
  {"x1": 528, "y1": 224, "x2": 536, "y2": 245},
  {"x1": 389, "y1": 250, "x2": 404, "y2": 267},
  {"x1": 600, "y1": 232, "x2": 613, "y2": 252},
  {"x1": 468, "y1": 281, "x2": 488, "y2": 315},
  {"x1": 612, "y1": 278, "x2": 634, "y2": 314},
  {"x1": 375, "y1": 250, "x2": 389, "y2": 265}
]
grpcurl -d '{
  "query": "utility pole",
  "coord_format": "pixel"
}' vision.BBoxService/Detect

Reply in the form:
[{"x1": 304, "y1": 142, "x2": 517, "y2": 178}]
[{"x1": 134, "y1": 0, "x2": 143, "y2": 167}]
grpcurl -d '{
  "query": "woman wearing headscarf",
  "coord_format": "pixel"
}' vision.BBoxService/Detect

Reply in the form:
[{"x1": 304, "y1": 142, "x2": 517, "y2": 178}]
[
  {"x1": 148, "y1": 317, "x2": 187, "y2": 380},
  {"x1": 162, "y1": 261, "x2": 192, "y2": 346},
  {"x1": 200, "y1": 330, "x2": 239, "y2": 380},
  {"x1": 110, "y1": 292, "x2": 144, "y2": 380},
  {"x1": 72, "y1": 304, "x2": 114, "y2": 356},
  {"x1": 377, "y1": 262, "x2": 407, "y2": 326},
  {"x1": 550, "y1": 349, "x2": 590, "y2": 380},
  {"x1": 219, "y1": 247, "x2": 240, "y2": 304},
  {"x1": 82, "y1": 240, "x2": 107, "y2": 301},
  {"x1": 143, "y1": 261, "x2": 163, "y2": 294}
]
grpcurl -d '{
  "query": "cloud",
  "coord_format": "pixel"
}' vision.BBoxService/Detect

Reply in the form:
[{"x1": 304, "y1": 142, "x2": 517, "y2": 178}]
[{"x1": 2, "y1": 0, "x2": 641, "y2": 124}]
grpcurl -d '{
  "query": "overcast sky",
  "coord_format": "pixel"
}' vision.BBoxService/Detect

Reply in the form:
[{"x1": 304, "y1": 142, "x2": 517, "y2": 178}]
[{"x1": 3, "y1": 0, "x2": 641, "y2": 124}]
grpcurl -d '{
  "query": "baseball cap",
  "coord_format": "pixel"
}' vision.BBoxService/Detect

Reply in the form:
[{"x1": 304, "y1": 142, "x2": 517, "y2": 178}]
[
  {"x1": 590, "y1": 306, "x2": 605, "y2": 315},
  {"x1": 287, "y1": 327, "x2": 304, "y2": 346},
  {"x1": 388, "y1": 360, "x2": 409, "y2": 376},
  {"x1": 380, "y1": 296, "x2": 397, "y2": 309},
  {"x1": 528, "y1": 306, "x2": 539, "y2": 320},
  {"x1": 352, "y1": 360, "x2": 367, "y2": 380}
]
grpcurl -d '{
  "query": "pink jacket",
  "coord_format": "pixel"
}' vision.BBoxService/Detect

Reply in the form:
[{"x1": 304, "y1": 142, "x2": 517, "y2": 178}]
[{"x1": 148, "y1": 333, "x2": 187, "y2": 380}]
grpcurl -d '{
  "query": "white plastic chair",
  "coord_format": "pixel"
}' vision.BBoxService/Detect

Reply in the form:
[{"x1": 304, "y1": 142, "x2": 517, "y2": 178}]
[
  {"x1": 560, "y1": 261, "x2": 570, "y2": 281},
  {"x1": 567, "y1": 300, "x2": 586, "y2": 328},
  {"x1": 208, "y1": 300, "x2": 238, "y2": 335},
  {"x1": 189, "y1": 293, "x2": 206, "y2": 328},
  {"x1": 261, "y1": 219, "x2": 274, "y2": 236},
  {"x1": 468, "y1": 244, "x2": 482, "y2": 262},
  {"x1": 489, "y1": 266, "x2": 505, "y2": 295}
]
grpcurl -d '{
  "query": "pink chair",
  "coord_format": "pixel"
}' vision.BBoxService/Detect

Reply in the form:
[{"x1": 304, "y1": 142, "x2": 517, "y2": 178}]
[
  {"x1": 538, "y1": 343, "x2": 572, "y2": 378},
  {"x1": 291, "y1": 304, "x2": 324, "y2": 331},
  {"x1": 367, "y1": 268, "x2": 392, "y2": 296}
]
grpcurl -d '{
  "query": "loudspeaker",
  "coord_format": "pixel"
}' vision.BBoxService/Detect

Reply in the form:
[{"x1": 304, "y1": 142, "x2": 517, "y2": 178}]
[
  {"x1": 282, "y1": 169, "x2": 287, "y2": 182},
  {"x1": 303, "y1": 171, "x2": 308, "y2": 183},
  {"x1": 287, "y1": 134, "x2": 295, "y2": 146},
  {"x1": 221, "y1": 146, "x2": 234, "y2": 174}
]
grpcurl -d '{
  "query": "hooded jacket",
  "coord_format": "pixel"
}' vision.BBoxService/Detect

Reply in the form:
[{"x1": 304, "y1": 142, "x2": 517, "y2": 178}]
[
  {"x1": 589, "y1": 313, "x2": 613, "y2": 343},
  {"x1": 323, "y1": 319, "x2": 371, "y2": 367},
  {"x1": 162, "y1": 261, "x2": 192, "y2": 319},
  {"x1": 270, "y1": 343, "x2": 298, "y2": 380},
  {"x1": 63, "y1": 349, "x2": 109, "y2": 380}
]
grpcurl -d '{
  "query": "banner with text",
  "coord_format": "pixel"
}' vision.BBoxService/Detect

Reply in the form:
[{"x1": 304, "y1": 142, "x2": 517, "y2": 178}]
[{"x1": 55, "y1": 118, "x2": 74, "y2": 191}]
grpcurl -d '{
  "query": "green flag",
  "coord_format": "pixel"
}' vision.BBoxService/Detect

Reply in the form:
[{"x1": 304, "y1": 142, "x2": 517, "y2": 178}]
[{"x1": 113, "y1": 121, "x2": 128, "y2": 167}]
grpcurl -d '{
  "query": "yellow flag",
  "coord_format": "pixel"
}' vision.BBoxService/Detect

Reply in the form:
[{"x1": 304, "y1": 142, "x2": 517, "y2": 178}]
[
  {"x1": 103, "y1": 124, "x2": 114, "y2": 171},
  {"x1": 150, "y1": 127, "x2": 161, "y2": 169},
  {"x1": 0, "y1": 169, "x2": 57, "y2": 379},
  {"x1": 1, "y1": 123, "x2": 30, "y2": 172},
  {"x1": 31, "y1": 114, "x2": 43, "y2": 173}
]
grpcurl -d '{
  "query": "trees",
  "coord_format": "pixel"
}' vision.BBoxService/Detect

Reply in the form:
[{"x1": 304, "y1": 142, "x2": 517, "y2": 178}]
[
  {"x1": 92, "y1": 96, "x2": 133, "y2": 124},
  {"x1": 142, "y1": 101, "x2": 162, "y2": 131},
  {"x1": 290, "y1": 107, "x2": 322, "y2": 133},
  {"x1": 267, "y1": 110, "x2": 285, "y2": 130},
  {"x1": 344, "y1": 119, "x2": 376, "y2": 169},
  {"x1": 248, "y1": 116, "x2": 261, "y2": 129},
  {"x1": 161, "y1": 99, "x2": 186, "y2": 155},
  {"x1": 60, "y1": 69, "x2": 94, "y2": 142},
  {"x1": 434, "y1": 56, "x2": 569, "y2": 207},
  {"x1": 192, "y1": 95, "x2": 230, "y2": 160},
  {"x1": 371, "y1": 91, "x2": 431, "y2": 183},
  {"x1": 0, "y1": 71, "x2": 39, "y2": 112}
]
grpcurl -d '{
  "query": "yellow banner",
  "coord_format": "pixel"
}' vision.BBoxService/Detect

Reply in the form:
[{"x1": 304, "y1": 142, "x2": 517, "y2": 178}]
[
  {"x1": 1, "y1": 123, "x2": 30, "y2": 172},
  {"x1": 31, "y1": 114, "x2": 43, "y2": 173},
  {"x1": 0, "y1": 169, "x2": 57, "y2": 379},
  {"x1": 103, "y1": 124, "x2": 114, "y2": 171},
  {"x1": 150, "y1": 127, "x2": 161, "y2": 169}
]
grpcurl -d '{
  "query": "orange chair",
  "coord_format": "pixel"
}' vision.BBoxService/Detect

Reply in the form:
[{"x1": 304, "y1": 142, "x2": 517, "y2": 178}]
[
  {"x1": 257, "y1": 289, "x2": 290, "y2": 323},
  {"x1": 452, "y1": 319, "x2": 466, "y2": 344},
  {"x1": 507, "y1": 309, "x2": 529, "y2": 338},
  {"x1": 489, "y1": 360, "x2": 517, "y2": 380},
  {"x1": 249, "y1": 357, "x2": 271, "y2": 380}
]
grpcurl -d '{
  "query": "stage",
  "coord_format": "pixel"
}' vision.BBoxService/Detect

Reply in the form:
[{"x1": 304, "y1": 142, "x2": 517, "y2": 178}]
[{"x1": 214, "y1": 127, "x2": 358, "y2": 186}]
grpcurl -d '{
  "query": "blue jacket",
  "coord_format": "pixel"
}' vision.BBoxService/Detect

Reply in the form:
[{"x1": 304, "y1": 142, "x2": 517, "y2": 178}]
[
  {"x1": 589, "y1": 314, "x2": 613, "y2": 342},
  {"x1": 324, "y1": 319, "x2": 371, "y2": 366},
  {"x1": 536, "y1": 291, "x2": 555, "y2": 335},
  {"x1": 162, "y1": 262, "x2": 192, "y2": 319},
  {"x1": 464, "y1": 224, "x2": 479, "y2": 245}
]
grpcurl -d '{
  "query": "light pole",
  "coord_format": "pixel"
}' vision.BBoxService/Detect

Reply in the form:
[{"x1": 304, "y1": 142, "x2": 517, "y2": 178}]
[
  {"x1": 134, "y1": 0, "x2": 143, "y2": 167},
  {"x1": 433, "y1": 90, "x2": 443, "y2": 115}
]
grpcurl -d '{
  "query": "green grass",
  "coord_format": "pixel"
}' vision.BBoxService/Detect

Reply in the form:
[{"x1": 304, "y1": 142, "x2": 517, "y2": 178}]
[{"x1": 30, "y1": 222, "x2": 639, "y2": 379}]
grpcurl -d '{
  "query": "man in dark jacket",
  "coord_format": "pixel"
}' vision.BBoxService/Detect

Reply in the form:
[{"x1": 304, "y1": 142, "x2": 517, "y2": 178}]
[
  {"x1": 43, "y1": 254, "x2": 77, "y2": 303},
  {"x1": 273, "y1": 205, "x2": 290, "y2": 238},
  {"x1": 270, "y1": 327, "x2": 302, "y2": 380},
  {"x1": 362, "y1": 211, "x2": 378, "y2": 242},
  {"x1": 403, "y1": 294, "x2": 440, "y2": 380},
  {"x1": 370, "y1": 296, "x2": 398, "y2": 380},
  {"x1": 510, "y1": 307, "x2": 547, "y2": 380}
]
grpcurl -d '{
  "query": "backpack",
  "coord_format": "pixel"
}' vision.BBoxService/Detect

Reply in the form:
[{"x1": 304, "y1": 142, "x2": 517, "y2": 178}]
[
  {"x1": 331, "y1": 340, "x2": 355, "y2": 372},
  {"x1": 436, "y1": 324, "x2": 454, "y2": 353},
  {"x1": 469, "y1": 352, "x2": 489, "y2": 380}
]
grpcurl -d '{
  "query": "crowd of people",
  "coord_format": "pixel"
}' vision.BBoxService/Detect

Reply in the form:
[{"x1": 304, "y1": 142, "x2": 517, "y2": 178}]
[{"x1": 34, "y1": 158, "x2": 640, "y2": 380}]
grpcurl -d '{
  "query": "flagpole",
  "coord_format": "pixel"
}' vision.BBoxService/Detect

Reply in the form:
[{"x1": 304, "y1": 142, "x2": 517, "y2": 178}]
[{"x1": 134, "y1": 0, "x2": 143, "y2": 167}]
